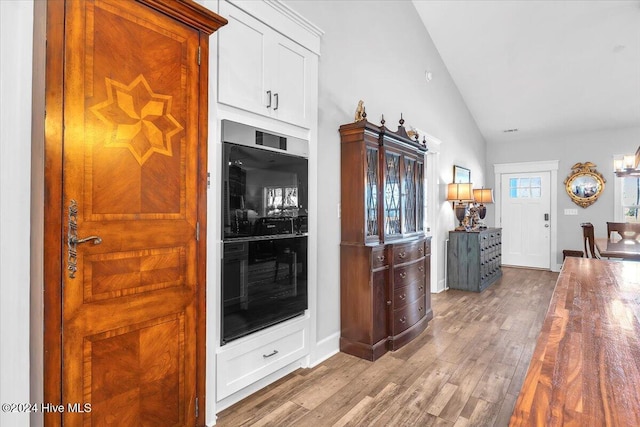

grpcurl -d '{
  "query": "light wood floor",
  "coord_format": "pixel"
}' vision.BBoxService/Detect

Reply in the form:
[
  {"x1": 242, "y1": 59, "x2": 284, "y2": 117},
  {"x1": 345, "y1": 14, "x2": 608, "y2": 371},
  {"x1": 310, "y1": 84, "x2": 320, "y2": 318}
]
[{"x1": 216, "y1": 267, "x2": 558, "y2": 427}]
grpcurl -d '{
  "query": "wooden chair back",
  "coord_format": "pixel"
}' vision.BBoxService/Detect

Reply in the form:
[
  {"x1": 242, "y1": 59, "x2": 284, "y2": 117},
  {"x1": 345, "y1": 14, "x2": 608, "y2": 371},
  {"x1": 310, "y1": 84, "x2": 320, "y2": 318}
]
[
  {"x1": 607, "y1": 222, "x2": 640, "y2": 241},
  {"x1": 581, "y1": 222, "x2": 600, "y2": 259}
]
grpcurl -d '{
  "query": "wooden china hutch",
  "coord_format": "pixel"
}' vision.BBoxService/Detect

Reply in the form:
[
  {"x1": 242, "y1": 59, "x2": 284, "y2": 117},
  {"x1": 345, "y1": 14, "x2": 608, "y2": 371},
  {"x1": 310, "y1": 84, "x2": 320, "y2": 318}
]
[{"x1": 339, "y1": 117, "x2": 432, "y2": 361}]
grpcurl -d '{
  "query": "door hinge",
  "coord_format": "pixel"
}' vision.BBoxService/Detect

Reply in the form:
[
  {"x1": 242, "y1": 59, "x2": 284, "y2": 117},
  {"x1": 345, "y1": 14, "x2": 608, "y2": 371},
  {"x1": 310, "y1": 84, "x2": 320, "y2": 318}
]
[
  {"x1": 195, "y1": 397, "x2": 199, "y2": 418},
  {"x1": 207, "y1": 172, "x2": 211, "y2": 189},
  {"x1": 197, "y1": 46, "x2": 201, "y2": 66},
  {"x1": 196, "y1": 222, "x2": 200, "y2": 241}
]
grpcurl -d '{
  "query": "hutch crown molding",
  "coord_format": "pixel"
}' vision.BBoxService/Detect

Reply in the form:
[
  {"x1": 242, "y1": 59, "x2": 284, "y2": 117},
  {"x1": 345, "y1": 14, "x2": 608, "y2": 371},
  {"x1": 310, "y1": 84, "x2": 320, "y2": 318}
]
[{"x1": 339, "y1": 118, "x2": 432, "y2": 361}]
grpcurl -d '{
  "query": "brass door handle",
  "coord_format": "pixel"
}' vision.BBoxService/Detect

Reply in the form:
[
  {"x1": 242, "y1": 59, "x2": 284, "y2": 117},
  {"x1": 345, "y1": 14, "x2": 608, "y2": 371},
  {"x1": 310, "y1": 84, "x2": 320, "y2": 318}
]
[{"x1": 71, "y1": 235, "x2": 102, "y2": 245}]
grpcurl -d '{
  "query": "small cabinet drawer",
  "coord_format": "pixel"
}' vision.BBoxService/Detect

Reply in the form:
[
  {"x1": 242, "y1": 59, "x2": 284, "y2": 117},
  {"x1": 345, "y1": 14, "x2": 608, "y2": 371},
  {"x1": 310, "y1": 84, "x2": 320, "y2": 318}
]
[
  {"x1": 393, "y1": 258, "x2": 426, "y2": 289},
  {"x1": 216, "y1": 320, "x2": 308, "y2": 399},
  {"x1": 393, "y1": 240, "x2": 425, "y2": 264},
  {"x1": 393, "y1": 280, "x2": 426, "y2": 309},
  {"x1": 371, "y1": 247, "x2": 388, "y2": 269},
  {"x1": 392, "y1": 297, "x2": 426, "y2": 334}
]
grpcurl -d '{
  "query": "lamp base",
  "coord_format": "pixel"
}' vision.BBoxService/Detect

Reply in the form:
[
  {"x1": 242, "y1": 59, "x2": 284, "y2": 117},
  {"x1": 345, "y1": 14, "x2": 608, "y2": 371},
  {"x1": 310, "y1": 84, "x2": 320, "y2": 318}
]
[{"x1": 454, "y1": 204, "x2": 467, "y2": 231}]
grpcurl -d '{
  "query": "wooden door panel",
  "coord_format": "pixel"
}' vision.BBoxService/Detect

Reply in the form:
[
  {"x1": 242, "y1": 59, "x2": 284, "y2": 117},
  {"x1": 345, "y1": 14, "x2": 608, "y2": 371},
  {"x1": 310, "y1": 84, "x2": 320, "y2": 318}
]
[
  {"x1": 61, "y1": 0, "x2": 201, "y2": 425},
  {"x1": 83, "y1": 246, "x2": 186, "y2": 302},
  {"x1": 86, "y1": 313, "x2": 185, "y2": 426}
]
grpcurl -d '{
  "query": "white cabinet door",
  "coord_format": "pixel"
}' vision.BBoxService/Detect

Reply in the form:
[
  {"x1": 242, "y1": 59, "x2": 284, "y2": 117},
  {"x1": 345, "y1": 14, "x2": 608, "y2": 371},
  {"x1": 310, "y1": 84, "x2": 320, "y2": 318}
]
[
  {"x1": 218, "y1": 1, "x2": 269, "y2": 116},
  {"x1": 271, "y1": 36, "x2": 310, "y2": 127},
  {"x1": 217, "y1": 1, "x2": 315, "y2": 128}
]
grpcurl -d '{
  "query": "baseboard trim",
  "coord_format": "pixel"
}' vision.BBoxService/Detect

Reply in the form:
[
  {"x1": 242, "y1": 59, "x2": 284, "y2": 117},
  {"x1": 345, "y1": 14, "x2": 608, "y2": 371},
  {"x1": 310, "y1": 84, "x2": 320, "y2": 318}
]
[{"x1": 310, "y1": 331, "x2": 339, "y2": 367}]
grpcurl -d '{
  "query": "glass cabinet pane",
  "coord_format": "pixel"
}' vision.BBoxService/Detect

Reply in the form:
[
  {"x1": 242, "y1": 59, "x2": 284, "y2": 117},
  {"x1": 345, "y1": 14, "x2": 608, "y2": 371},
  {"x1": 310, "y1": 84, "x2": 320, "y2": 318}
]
[
  {"x1": 365, "y1": 147, "x2": 378, "y2": 237},
  {"x1": 384, "y1": 153, "x2": 401, "y2": 235},
  {"x1": 403, "y1": 158, "x2": 416, "y2": 233}
]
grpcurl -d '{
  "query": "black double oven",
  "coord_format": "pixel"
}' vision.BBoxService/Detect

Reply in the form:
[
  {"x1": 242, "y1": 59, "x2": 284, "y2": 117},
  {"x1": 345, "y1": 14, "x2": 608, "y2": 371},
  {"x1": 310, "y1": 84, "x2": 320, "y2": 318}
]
[{"x1": 221, "y1": 121, "x2": 308, "y2": 345}]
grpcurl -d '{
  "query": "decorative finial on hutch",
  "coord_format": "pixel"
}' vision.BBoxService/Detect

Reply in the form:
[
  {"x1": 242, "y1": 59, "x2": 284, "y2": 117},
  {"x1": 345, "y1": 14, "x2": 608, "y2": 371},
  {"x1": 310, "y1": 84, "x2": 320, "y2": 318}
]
[{"x1": 396, "y1": 113, "x2": 410, "y2": 139}]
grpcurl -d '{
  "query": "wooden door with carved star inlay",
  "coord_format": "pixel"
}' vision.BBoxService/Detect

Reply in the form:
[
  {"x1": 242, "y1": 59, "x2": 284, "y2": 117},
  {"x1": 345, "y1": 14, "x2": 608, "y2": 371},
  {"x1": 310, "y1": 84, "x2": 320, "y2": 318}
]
[{"x1": 43, "y1": 0, "x2": 226, "y2": 425}]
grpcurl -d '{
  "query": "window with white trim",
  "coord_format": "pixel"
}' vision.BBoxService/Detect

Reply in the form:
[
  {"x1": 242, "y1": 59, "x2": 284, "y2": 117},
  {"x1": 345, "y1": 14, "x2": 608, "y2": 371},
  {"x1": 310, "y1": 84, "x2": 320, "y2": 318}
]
[{"x1": 619, "y1": 176, "x2": 640, "y2": 223}]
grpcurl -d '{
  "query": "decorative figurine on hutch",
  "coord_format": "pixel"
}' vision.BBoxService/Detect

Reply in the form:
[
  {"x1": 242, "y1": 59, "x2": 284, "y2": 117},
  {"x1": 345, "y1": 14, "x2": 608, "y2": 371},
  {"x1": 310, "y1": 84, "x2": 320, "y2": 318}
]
[{"x1": 354, "y1": 100, "x2": 366, "y2": 122}]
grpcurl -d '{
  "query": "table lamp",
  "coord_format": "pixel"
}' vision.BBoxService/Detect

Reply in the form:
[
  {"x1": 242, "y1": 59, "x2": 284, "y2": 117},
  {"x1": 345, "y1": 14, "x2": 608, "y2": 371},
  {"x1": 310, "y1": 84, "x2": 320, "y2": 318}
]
[
  {"x1": 473, "y1": 188, "x2": 494, "y2": 229},
  {"x1": 447, "y1": 183, "x2": 473, "y2": 230}
]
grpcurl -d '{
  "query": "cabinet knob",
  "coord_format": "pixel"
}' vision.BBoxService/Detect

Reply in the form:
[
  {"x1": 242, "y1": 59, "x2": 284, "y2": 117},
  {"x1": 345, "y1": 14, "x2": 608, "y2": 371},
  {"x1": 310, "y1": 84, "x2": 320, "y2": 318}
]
[
  {"x1": 419, "y1": 285, "x2": 424, "y2": 291},
  {"x1": 398, "y1": 251, "x2": 406, "y2": 259},
  {"x1": 418, "y1": 266, "x2": 424, "y2": 272},
  {"x1": 399, "y1": 293, "x2": 406, "y2": 300},
  {"x1": 377, "y1": 255, "x2": 385, "y2": 262},
  {"x1": 387, "y1": 300, "x2": 392, "y2": 306},
  {"x1": 400, "y1": 272, "x2": 407, "y2": 279},
  {"x1": 419, "y1": 306, "x2": 423, "y2": 312},
  {"x1": 399, "y1": 316, "x2": 407, "y2": 324},
  {"x1": 419, "y1": 247, "x2": 424, "y2": 254}
]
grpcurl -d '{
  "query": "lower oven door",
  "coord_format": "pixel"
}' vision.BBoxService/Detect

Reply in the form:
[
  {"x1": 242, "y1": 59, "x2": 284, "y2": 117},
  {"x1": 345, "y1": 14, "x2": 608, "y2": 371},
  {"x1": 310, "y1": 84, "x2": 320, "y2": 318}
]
[{"x1": 221, "y1": 235, "x2": 307, "y2": 345}]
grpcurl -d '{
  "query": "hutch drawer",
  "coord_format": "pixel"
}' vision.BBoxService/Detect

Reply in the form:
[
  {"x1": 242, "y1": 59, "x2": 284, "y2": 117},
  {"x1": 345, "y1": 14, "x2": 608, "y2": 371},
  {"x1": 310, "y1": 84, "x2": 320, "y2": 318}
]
[
  {"x1": 392, "y1": 257, "x2": 426, "y2": 289},
  {"x1": 392, "y1": 297, "x2": 426, "y2": 334},
  {"x1": 371, "y1": 246, "x2": 388, "y2": 269},
  {"x1": 393, "y1": 280, "x2": 426, "y2": 308},
  {"x1": 393, "y1": 240, "x2": 425, "y2": 264}
]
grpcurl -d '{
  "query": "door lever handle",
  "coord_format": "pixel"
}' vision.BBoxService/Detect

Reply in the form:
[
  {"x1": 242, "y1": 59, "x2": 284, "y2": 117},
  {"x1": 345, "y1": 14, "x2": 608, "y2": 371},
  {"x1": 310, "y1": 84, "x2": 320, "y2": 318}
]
[{"x1": 71, "y1": 235, "x2": 102, "y2": 245}]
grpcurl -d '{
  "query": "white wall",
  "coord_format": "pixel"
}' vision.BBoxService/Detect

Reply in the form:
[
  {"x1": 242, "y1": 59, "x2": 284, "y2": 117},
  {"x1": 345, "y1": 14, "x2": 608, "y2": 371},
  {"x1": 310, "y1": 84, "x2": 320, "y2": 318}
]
[
  {"x1": 284, "y1": 0, "x2": 488, "y2": 345},
  {"x1": 487, "y1": 125, "x2": 640, "y2": 265},
  {"x1": 1, "y1": 2, "x2": 33, "y2": 427}
]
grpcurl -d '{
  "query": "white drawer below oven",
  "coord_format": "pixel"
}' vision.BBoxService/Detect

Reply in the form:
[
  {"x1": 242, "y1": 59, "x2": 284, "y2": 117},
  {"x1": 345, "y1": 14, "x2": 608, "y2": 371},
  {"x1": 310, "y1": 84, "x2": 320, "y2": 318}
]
[{"x1": 216, "y1": 319, "x2": 308, "y2": 400}]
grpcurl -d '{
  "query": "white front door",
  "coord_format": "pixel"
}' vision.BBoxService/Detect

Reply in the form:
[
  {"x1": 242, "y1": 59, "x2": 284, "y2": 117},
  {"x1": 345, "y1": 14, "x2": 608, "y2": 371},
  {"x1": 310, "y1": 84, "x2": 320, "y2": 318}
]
[{"x1": 500, "y1": 172, "x2": 551, "y2": 268}]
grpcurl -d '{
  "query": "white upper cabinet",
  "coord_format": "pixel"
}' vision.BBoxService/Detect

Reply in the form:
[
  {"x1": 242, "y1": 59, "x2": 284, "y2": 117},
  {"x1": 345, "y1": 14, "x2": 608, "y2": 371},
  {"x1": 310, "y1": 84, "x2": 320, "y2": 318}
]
[{"x1": 218, "y1": 1, "x2": 318, "y2": 128}]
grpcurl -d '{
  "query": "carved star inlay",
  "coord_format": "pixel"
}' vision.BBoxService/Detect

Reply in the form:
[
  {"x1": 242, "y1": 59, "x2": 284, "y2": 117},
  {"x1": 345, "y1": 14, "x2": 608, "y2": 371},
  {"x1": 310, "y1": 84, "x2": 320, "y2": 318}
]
[{"x1": 91, "y1": 75, "x2": 183, "y2": 165}]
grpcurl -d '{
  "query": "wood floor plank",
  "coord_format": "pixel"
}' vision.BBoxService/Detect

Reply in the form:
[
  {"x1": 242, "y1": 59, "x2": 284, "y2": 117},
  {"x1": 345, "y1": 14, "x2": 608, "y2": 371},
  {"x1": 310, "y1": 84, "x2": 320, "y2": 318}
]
[{"x1": 215, "y1": 267, "x2": 559, "y2": 427}]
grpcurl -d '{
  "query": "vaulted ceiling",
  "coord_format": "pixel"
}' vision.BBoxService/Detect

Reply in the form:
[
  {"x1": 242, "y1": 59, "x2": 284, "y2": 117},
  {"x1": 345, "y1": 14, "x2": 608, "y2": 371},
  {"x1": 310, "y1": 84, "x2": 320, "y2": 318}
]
[{"x1": 413, "y1": 0, "x2": 640, "y2": 144}]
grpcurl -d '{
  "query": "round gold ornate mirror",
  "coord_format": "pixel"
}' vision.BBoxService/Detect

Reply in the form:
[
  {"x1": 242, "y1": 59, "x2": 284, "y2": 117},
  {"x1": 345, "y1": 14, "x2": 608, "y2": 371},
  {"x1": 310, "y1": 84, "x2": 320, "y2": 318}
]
[{"x1": 564, "y1": 162, "x2": 606, "y2": 208}]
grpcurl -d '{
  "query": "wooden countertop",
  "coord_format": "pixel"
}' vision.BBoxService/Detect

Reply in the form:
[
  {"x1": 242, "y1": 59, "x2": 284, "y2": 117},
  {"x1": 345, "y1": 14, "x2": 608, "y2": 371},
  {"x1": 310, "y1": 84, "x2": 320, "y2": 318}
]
[{"x1": 510, "y1": 257, "x2": 640, "y2": 426}]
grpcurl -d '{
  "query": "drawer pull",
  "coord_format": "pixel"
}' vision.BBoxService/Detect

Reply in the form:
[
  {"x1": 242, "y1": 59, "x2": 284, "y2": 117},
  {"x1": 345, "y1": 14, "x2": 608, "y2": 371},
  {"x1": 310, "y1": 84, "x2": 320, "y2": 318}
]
[
  {"x1": 419, "y1": 306, "x2": 424, "y2": 312},
  {"x1": 263, "y1": 350, "x2": 279, "y2": 359},
  {"x1": 387, "y1": 300, "x2": 392, "y2": 306},
  {"x1": 419, "y1": 247, "x2": 424, "y2": 254},
  {"x1": 418, "y1": 266, "x2": 424, "y2": 272},
  {"x1": 377, "y1": 255, "x2": 385, "y2": 262},
  {"x1": 399, "y1": 316, "x2": 407, "y2": 324},
  {"x1": 399, "y1": 293, "x2": 406, "y2": 300},
  {"x1": 398, "y1": 251, "x2": 406, "y2": 259},
  {"x1": 419, "y1": 286, "x2": 424, "y2": 291},
  {"x1": 400, "y1": 272, "x2": 407, "y2": 279}
]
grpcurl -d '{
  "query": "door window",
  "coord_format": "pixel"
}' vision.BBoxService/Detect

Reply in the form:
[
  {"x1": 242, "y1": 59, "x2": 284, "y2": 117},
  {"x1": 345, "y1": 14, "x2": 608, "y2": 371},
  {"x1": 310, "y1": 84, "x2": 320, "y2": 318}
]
[{"x1": 509, "y1": 177, "x2": 542, "y2": 198}]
